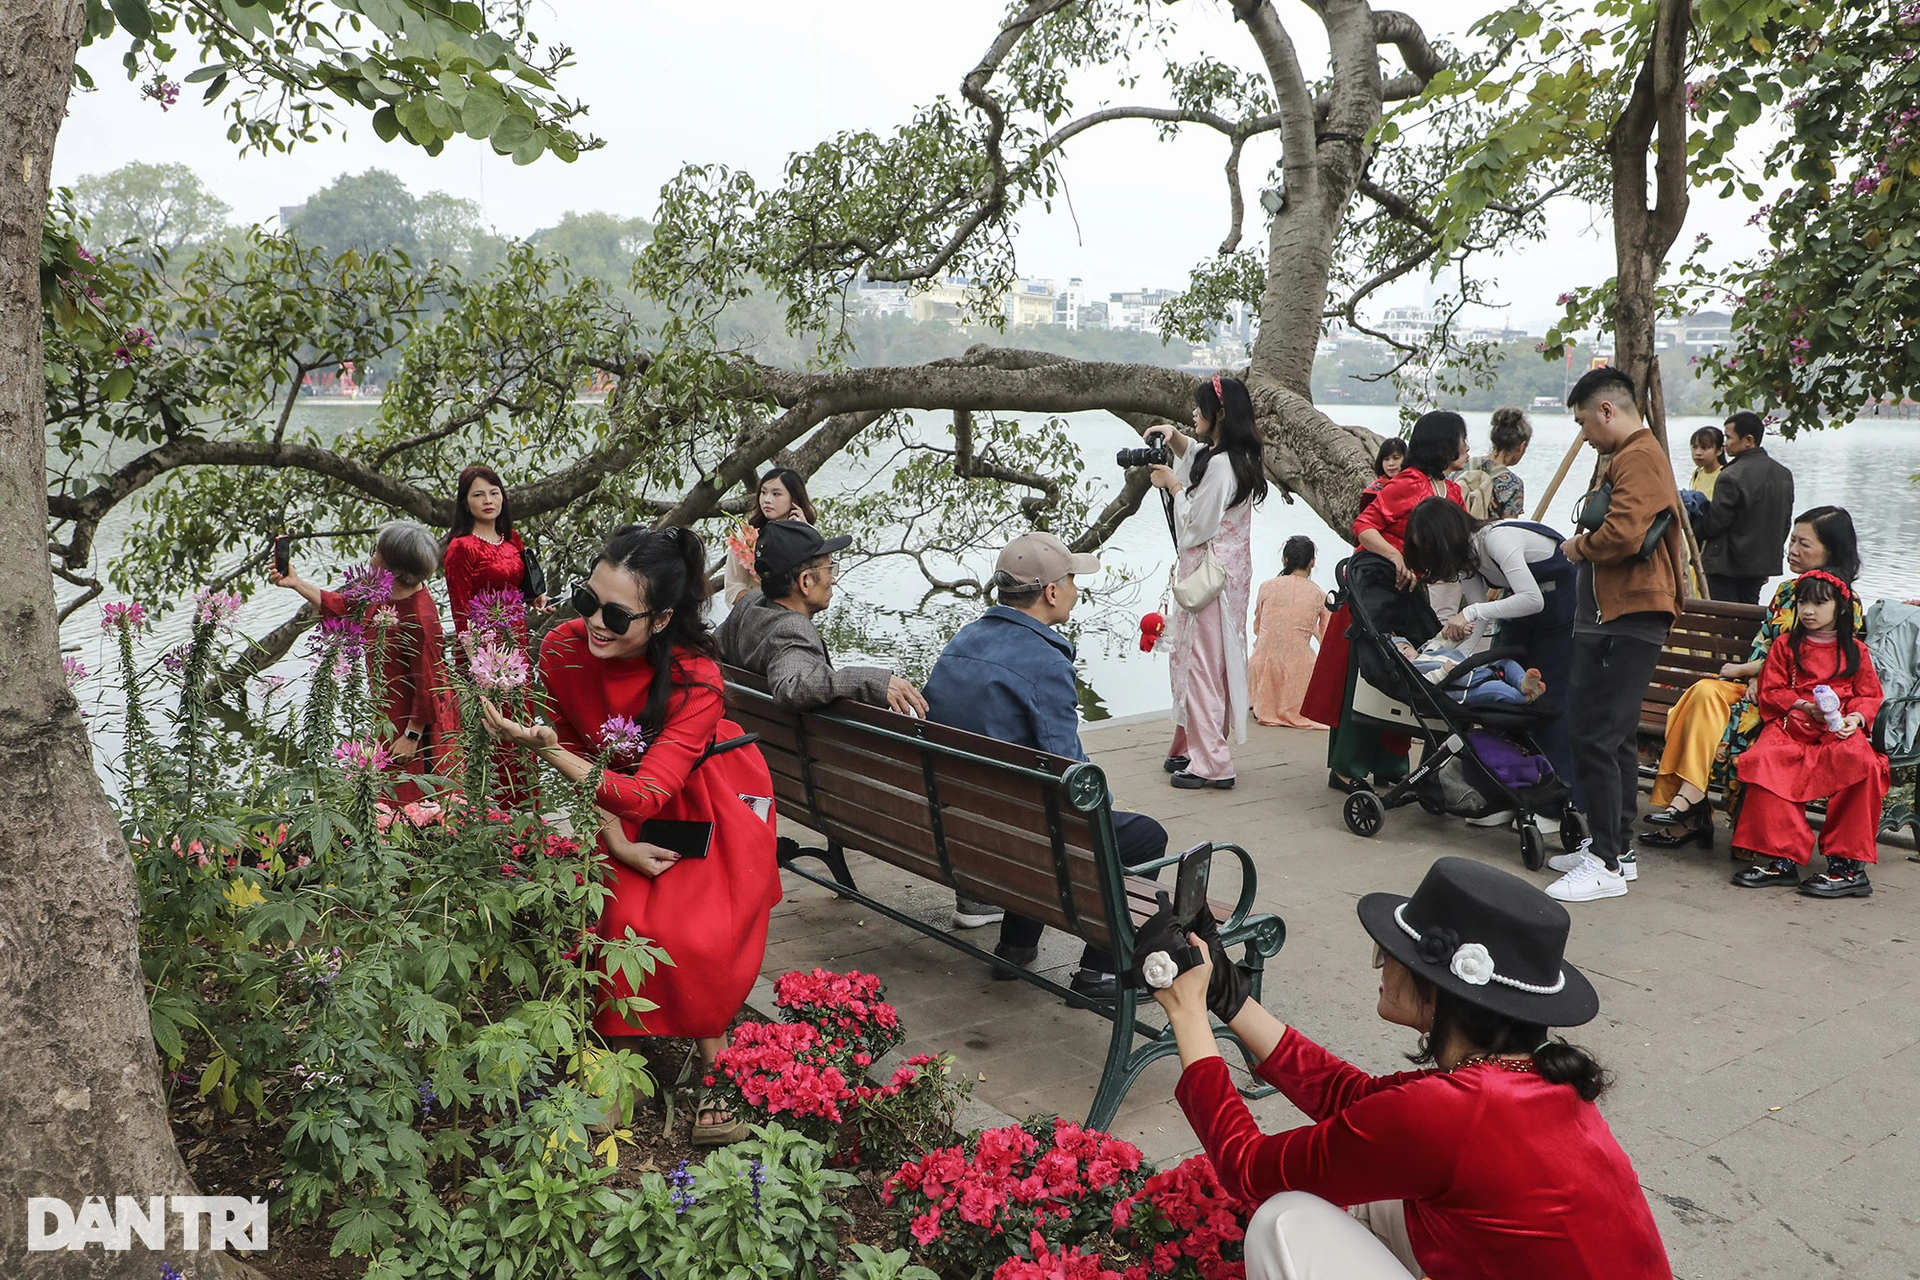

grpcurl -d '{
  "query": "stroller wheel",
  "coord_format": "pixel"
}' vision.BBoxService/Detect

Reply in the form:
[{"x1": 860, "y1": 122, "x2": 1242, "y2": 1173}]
[
  {"x1": 1344, "y1": 790, "x2": 1386, "y2": 838},
  {"x1": 1560, "y1": 809, "x2": 1589, "y2": 852},
  {"x1": 1521, "y1": 823, "x2": 1547, "y2": 871}
]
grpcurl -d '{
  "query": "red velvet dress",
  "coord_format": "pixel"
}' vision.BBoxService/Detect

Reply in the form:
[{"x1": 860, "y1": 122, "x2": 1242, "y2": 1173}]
[
  {"x1": 318, "y1": 588, "x2": 461, "y2": 803},
  {"x1": 1733, "y1": 634, "x2": 1889, "y2": 864},
  {"x1": 443, "y1": 531, "x2": 536, "y2": 806},
  {"x1": 539, "y1": 620, "x2": 782, "y2": 1039},
  {"x1": 1176, "y1": 1029, "x2": 1671, "y2": 1280}
]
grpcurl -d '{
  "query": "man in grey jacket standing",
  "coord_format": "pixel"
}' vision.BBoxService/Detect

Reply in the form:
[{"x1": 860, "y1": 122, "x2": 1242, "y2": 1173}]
[
  {"x1": 1696, "y1": 411, "x2": 1795, "y2": 604},
  {"x1": 715, "y1": 520, "x2": 928, "y2": 716}
]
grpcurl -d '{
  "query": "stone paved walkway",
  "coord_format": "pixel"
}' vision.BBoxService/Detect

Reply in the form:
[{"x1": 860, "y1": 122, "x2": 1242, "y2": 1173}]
[{"x1": 760, "y1": 713, "x2": 1920, "y2": 1279}]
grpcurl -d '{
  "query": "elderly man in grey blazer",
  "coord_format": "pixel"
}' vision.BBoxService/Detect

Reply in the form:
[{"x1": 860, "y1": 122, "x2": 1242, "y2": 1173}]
[{"x1": 715, "y1": 520, "x2": 928, "y2": 716}]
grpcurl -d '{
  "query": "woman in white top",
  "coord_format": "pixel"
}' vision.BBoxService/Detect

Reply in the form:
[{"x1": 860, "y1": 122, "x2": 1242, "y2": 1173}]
[
  {"x1": 1402, "y1": 498, "x2": 1579, "y2": 826},
  {"x1": 1146, "y1": 375, "x2": 1269, "y2": 789}
]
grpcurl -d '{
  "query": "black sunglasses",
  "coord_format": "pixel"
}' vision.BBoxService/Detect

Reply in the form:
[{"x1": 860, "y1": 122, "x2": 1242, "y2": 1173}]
[{"x1": 570, "y1": 582, "x2": 655, "y2": 636}]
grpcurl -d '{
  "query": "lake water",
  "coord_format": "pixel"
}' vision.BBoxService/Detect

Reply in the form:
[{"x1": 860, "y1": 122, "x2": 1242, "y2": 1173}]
[{"x1": 61, "y1": 401, "x2": 1920, "y2": 741}]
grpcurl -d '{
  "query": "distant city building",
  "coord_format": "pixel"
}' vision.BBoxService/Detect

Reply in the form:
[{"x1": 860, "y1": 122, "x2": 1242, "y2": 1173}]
[{"x1": 1109, "y1": 288, "x2": 1178, "y2": 333}]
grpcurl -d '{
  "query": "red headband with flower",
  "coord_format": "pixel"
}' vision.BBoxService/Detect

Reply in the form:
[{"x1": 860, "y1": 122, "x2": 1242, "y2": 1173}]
[
  {"x1": 1211, "y1": 374, "x2": 1224, "y2": 406},
  {"x1": 1797, "y1": 568, "x2": 1853, "y2": 601}
]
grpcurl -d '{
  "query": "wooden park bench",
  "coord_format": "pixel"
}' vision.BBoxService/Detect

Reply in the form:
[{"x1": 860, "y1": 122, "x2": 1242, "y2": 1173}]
[
  {"x1": 720, "y1": 666, "x2": 1287, "y2": 1132},
  {"x1": 1635, "y1": 598, "x2": 1919, "y2": 845}
]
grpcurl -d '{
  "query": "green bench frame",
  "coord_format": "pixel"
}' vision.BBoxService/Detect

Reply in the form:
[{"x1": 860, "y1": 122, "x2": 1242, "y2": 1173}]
[{"x1": 722, "y1": 667, "x2": 1287, "y2": 1132}]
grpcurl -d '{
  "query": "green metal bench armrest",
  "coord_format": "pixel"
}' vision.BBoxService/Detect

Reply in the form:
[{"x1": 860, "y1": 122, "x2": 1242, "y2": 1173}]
[
  {"x1": 1872, "y1": 695, "x2": 1920, "y2": 763},
  {"x1": 1127, "y1": 841, "x2": 1261, "y2": 935}
]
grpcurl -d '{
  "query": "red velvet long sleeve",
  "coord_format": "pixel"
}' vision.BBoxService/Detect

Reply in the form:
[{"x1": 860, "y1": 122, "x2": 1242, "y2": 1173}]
[
  {"x1": 1174, "y1": 1028, "x2": 1673, "y2": 1280},
  {"x1": 537, "y1": 622, "x2": 724, "y2": 824},
  {"x1": 1350, "y1": 469, "x2": 1464, "y2": 552}
]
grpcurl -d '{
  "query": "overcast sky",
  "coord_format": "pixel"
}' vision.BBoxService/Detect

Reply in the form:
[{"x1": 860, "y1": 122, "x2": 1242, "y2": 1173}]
[{"x1": 53, "y1": 0, "x2": 1769, "y2": 334}]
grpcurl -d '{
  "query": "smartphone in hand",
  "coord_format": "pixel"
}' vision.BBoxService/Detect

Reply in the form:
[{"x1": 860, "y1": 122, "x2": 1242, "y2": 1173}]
[
  {"x1": 273, "y1": 534, "x2": 293, "y2": 577},
  {"x1": 1170, "y1": 842, "x2": 1214, "y2": 931}
]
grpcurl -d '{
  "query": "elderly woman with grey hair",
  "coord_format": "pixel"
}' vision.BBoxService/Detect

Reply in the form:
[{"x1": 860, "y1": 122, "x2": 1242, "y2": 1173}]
[{"x1": 272, "y1": 521, "x2": 460, "y2": 800}]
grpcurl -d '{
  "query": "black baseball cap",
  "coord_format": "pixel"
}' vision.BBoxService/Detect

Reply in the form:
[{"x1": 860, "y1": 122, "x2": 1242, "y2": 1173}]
[{"x1": 754, "y1": 520, "x2": 853, "y2": 579}]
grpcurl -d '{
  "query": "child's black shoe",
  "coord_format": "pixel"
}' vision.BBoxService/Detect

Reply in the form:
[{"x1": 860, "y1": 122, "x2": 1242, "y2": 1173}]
[
  {"x1": 1732, "y1": 857, "x2": 1799, "y2": 888},
  {"x1": 1799, "y1": 859, "x2": 1873, "y2": 898}
]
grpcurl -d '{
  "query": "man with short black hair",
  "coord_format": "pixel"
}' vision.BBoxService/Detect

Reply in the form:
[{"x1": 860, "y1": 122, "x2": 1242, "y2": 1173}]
[
  {"x1": 1695, "y1": 410, "x2": 1795, "y2": 604},
  {"x1": 716, "y1": 520, "x2": 928, "y2": 717},
  {"x1": 1544, "y1": 367, "x2": 1686, "y2": 904},
  {"x1": 923, "y1": 532, "x2": 1169, "y2": 998}
]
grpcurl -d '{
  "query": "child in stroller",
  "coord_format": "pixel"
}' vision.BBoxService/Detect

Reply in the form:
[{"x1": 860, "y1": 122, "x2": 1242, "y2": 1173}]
[{"x1": 1391, "y1": 635, "x2": 1546, "y2": 709}]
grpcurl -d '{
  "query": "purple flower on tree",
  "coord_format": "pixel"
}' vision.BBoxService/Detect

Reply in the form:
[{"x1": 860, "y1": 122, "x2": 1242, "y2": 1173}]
[
  {"x1": 599, "y1": 715, "x2": 648, "y2": 761},
  {"x1": 342, "y1": 564, "x2": 395, "y2": 607},
  {"x1": 141, "y1": 77, "x2": 180, "y2": 110}
]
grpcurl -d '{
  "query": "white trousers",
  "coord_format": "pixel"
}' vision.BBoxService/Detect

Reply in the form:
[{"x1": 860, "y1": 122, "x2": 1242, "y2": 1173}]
[{"x1": 1244, "y1": 1192, "x2": 1422, "y2": 1280}]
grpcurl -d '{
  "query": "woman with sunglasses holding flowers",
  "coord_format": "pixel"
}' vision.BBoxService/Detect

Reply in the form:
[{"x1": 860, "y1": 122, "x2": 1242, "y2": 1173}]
[{"x1": 481, "y1": 524, "x2": 781, "y2": 1146}]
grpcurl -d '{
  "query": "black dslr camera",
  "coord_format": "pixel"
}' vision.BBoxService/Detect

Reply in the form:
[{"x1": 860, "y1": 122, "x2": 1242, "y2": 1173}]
[{"x1": 1115, "y1": 442, "x2": 1171, "y2": 469}]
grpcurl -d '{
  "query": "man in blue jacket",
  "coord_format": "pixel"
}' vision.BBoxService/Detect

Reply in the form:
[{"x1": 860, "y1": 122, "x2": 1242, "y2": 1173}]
[{"x1": 924, "y1": 532, "x2": 1168, "y2": 999}]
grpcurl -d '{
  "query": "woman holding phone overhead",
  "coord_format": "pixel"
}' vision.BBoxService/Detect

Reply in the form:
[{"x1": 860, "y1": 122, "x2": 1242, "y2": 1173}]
[{"x1": 482, "y1": 524, "x2": 781, "y2": 1147}]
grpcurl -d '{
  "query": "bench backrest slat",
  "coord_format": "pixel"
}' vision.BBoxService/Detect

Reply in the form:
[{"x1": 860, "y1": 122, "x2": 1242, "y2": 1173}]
[
  {"x1": 722, "y1": 667, "x2": 1123, "y2": 952},
  {"x1": 1638, "y1": 600, "x2": 1766, "y2": 738}
]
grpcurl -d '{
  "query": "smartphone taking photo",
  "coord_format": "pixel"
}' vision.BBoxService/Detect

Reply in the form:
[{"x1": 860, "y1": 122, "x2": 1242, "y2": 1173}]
[{"x1": 1170, "y1": 842, "x2": 1214, "y2": 931}]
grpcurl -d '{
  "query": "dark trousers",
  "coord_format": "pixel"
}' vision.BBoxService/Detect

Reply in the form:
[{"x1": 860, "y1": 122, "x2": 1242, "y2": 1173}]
[
  {"x1": 1000, "y1": 810, "x2": 1167, "y2": 973},
  {"x1": 1707, "y1": 574, "x2": 1766, "y2": 605},
  {"x1": 1570, "y1": 632, "x2": 1664, "y2": 869},
  {"x1": 1493, "y1": 569, "x2": 1581, "y2": 811}
]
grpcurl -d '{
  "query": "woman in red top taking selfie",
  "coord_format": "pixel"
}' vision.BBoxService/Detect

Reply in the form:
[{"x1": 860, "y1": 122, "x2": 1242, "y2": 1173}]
[{"x1": 1155, "y1": 856, "x2": 1670, "y2": 1280}]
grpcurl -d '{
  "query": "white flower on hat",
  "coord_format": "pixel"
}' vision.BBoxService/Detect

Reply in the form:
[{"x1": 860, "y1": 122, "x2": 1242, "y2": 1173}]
[
  {"x1": 1449, "y1": 942, "x2": 1496, "y2": 986},
  {"x1": 1142, "y1": 951, "x2": 1180, "y2": 990}
]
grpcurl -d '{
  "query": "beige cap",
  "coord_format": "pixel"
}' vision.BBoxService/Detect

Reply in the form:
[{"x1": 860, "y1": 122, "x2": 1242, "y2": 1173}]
[{"x1": 994, "y1": 531, "x2": 1101, "y2": 589}]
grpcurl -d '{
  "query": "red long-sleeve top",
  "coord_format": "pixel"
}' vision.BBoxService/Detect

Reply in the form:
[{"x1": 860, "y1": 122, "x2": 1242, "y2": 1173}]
[
  {"x1": 443, "y1": 531, "x2": 527, "y2": 636},
  {"x1": 318, "y1": 588, "x2": 449, "y2": 736},
  {"x1": 1351, "y1": 467, "x2": 1464, "y2": 552},
  {"x1": 1175, "y1": 1028, "x2": 1671, "y2": 1280},
  {"x1": 1737, "y1": 633, "x2": 1887, "y2": 802}
]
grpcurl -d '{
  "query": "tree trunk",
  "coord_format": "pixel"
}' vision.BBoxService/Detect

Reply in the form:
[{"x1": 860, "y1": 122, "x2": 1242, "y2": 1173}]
[{"x1": 1, "y1": 2, "x2": 238, "y2": 1274}]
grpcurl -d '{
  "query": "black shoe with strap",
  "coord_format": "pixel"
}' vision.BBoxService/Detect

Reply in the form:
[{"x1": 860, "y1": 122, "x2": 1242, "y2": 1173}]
[
  {"x1": 1328, "y1": 771, "x2": 1371, "y2": 795},
  {"x1": 1799, "y1": 859, "x2": 1873, "y2": 898},
  {"x1": 1163, "y1": 755, "x2": 1190, "y2": 774},
  {"x1": 1641, "y1": 805, "x2": 1713, "y2": 850},
  {"x1": 1732, "y1": 857, "x2": 1800, "y2": 888},
  {"x1": 1171, "y1": 771, "x2": 1235, "y2": 790},
  {"x1": 1644, "y1": 797, "x2": 1704, "y2": 828}
]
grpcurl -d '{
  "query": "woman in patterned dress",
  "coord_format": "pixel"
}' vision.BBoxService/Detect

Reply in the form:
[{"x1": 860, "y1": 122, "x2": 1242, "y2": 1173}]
[
  {"x1": 1147, "y1": 374, "x2": 1269, "y2": 790},
  {"x1": 722, "y1": 468, "x2": 818, "y2": 605}
]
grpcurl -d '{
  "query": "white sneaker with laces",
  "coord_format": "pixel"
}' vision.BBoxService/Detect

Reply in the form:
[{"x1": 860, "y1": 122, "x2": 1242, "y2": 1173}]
[
  {"x1": 1545, "y1": 850, "x2": 1629, "y2": 902},
  {"x1": 1546, "y1": 839, "x2": 1636, "y2": 881}
]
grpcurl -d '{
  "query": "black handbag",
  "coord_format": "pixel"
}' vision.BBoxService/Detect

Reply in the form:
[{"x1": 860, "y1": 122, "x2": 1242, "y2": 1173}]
[
  {"x1": 519, "y1": 542, "x2": 547, "y2": 602},
  {"x1": 1573, "y1": 483, "x2": 1673, "y2": 562}
]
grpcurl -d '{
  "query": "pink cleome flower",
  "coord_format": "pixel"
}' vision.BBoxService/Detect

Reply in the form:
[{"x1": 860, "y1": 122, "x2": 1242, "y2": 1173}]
[
  {"x1": 100, "y1": 600, "x2": 150, "y2": 634},
  {"x1": 468, "y1": 641, "x2": 531, "y2": 695},
  {"x1": 332, "y1": 737, "x2": 392, "y2": 778}
]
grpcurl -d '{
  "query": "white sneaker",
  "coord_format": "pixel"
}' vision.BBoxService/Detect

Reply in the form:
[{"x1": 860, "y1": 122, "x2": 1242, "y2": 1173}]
[
  {"x1": 1544, "y1": 850, "x2": 1629, "y2": 902},
  {"x1": 1466, "y1": 808, "x2": 1520, "y2": 828},
  {"x1": 1546, "y1": 839, "x2": 1634, "y2": 880}
]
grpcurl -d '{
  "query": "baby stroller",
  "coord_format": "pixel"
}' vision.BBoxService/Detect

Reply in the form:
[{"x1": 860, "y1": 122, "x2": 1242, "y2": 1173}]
[{"x1": 1332, "y1": 552, "x2": 1587, "y2": 870}]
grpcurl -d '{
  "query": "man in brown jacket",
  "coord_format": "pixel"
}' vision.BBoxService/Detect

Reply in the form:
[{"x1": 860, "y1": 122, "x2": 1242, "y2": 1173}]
[{"x1": 1543, "y1": 367, "x2": 1688, "y2": 904}]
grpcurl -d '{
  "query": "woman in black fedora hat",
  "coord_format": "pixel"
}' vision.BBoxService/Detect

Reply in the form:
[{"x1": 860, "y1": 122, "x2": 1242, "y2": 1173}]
[{"x1": 1152, "y1": 856, "x2": 1669, "y2": 1280}]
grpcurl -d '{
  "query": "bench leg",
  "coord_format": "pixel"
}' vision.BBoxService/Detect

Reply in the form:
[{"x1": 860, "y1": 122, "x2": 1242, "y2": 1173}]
[
  {"x1": 1087, "y1": 988, "x2": 1145, "y2": 1134},
  {"x1": 776, "y1": 836, "x2": 858, "y2": 899}
]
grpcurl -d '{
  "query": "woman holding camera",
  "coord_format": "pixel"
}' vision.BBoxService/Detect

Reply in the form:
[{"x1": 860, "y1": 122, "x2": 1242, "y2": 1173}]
[
  {"x1": 481, "y1": 524, "x2": 781, "y2": 1147},
  {"x1": 1154, "y1": 856, "x2": 1669, "y2": 1280},
  {"x1": 1148, "y1": 374, "x2": 1269, "y2": 790},
  {"x1": 272, "y1": 521, "x2": 459, "y2": 803},
  {"x1": 444, "y1": 464, "x2": 542, "y2": 806}
]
